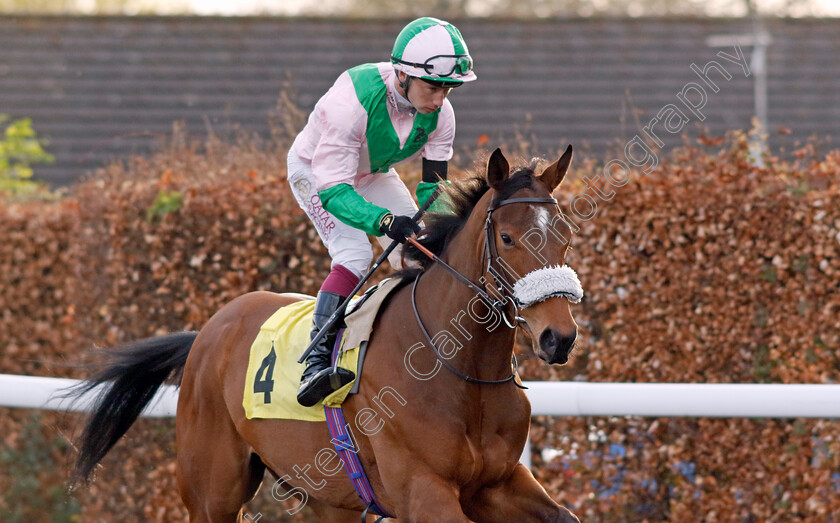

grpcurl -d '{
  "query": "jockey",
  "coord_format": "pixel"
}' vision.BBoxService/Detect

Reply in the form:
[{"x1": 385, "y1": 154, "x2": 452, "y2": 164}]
[{"x1": 289, "y1": 17, "x2": 477, "y2": 407}]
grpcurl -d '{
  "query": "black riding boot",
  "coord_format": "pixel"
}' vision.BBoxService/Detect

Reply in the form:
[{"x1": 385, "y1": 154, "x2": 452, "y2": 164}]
[{"x1": 296, "y1": 291, "x2": 356, "y2": 407}]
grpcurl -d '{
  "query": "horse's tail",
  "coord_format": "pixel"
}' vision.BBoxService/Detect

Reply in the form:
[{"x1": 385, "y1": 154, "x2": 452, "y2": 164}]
[{"x1": 69, "y1": 331, "x2": 197, "y2": 484}]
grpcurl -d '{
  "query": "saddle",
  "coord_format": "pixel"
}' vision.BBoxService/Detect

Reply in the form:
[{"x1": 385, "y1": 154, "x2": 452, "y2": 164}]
[{"x1": 241, "y1": 278, "x2": 404, "y2": 421}]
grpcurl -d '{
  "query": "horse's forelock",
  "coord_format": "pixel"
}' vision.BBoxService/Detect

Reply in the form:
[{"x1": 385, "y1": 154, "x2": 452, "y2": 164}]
[
  {"x1": 396, "y1": 164, "x2": 541, "y2": 280},
  {"x1": 493, "y1": 168, "x2": 538, "y2": 203}
]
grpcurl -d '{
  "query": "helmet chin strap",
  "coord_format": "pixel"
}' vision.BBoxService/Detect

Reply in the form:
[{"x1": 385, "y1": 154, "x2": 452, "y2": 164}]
[{"x1": 397, "y1": 73, "x2": 415, "y2": 109}]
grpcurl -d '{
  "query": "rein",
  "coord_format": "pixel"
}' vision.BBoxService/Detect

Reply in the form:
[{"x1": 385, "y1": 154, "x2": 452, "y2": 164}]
[
  {"x1": 408, "y1": 195, "x2": 559, "y2": 388},
  {"x1": 410, "y1": 274, "x2": 523, "y2": 387}
]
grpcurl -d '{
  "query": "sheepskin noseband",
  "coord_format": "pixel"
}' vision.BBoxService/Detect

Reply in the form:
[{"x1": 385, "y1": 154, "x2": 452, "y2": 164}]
[{"x1": 512, "y1": 265, "x2": 583, "y2": 308}]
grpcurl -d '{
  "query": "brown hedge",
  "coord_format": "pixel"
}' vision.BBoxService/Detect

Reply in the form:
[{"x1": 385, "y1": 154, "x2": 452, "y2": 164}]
[{"x1": 1, "y1": 129, "x2": 838, "y2": 521}]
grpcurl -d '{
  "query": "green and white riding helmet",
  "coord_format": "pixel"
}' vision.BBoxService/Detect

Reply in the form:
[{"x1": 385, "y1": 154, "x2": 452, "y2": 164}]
[{"x1": 391, "y1": 17, "x2": 477, "y2": 87}]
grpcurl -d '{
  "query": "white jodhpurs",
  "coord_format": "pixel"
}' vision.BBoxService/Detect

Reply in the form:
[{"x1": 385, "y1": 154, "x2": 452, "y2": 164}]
[{"x1": 287, "y1": 148, "x2": 419, "y2": 278}]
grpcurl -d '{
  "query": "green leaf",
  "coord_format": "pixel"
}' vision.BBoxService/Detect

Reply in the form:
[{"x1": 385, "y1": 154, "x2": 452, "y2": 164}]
[
  {"x1": 0, "y1": 115, "x2": 55, "y2": 199},
  {"x1": 146, "y1": 189, "x2": 184, "y2": 221}
]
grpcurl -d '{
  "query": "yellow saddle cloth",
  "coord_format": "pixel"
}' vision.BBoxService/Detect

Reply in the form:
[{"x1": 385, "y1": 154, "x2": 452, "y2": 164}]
[{"x1": 242, "y1": 279, "x2": 402, "y2": 422}]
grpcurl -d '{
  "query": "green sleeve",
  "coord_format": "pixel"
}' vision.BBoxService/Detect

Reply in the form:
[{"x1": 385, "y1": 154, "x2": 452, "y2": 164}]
[
  {"x1": 318, "y1": 183, "x2": 389, "y2": 236},
  {"x1": 415, "y1": 180, "x2": 453, "y2": 214}
]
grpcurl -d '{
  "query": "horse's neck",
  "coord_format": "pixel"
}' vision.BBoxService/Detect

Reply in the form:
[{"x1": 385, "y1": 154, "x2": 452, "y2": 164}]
[{"x1": 414, "y1": 217, "x2": 518, "y2": 381}]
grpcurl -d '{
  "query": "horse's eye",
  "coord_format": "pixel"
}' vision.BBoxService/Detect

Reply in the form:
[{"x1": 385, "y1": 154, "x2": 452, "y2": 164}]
[{"x1": 500, "y1": 233, "x2": 514, "y2": 246}]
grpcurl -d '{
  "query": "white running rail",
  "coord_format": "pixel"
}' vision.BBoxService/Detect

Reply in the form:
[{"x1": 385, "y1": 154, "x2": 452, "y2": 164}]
[
  {"x1": 1, "y1": 374, "x2": 838, "y2": 419},
  {"x1": 0, "y1": 374, "x2": 179, "y2": 418},
  {"x1": 3, "y1": 374, "x2": 838, "y2": 469}
]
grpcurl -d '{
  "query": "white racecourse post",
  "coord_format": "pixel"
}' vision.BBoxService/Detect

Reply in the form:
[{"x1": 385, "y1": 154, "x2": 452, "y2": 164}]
[{"x1": 1, "y1": 374, "x2": 838, "y2": 468}]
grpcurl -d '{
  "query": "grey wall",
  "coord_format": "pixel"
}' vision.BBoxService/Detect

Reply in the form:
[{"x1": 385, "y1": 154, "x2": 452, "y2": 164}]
[{"x1": 0, "y1": 15, "x2": 837, "y2": 185}]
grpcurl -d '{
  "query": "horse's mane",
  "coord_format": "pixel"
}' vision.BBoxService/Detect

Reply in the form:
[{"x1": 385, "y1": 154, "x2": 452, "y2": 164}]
[{"x1": 395, "y1": 163, "x2": 537, "y2": 281}]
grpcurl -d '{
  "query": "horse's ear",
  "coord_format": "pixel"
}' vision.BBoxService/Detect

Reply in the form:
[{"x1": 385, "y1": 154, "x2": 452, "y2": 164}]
[
  {"x1": 538, "y1": 144, "x2": 573, "y2": 192},
  {"x1": 487, "y1": 148, "x2": 510, "y2": 190}
]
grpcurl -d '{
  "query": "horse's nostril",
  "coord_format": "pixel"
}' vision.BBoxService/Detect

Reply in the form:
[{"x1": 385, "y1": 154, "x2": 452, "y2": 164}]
[
  {"x1": 540, "y1": 327, "x2": 577, "y2": 364},
  {"x1": 539, "y1": 328, "x2": 561, "y2": 351}
]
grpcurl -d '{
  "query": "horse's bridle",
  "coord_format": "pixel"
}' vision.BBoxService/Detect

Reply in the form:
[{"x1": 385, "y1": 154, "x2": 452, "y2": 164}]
[{"x1": 411, "y1": 194, "x2": 560, "y2": 388}]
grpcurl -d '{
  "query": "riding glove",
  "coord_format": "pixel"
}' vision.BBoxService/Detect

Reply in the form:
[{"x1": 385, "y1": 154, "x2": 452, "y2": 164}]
[{"x1": 378, "y1": 213, "x2": 420, "y2": 243}]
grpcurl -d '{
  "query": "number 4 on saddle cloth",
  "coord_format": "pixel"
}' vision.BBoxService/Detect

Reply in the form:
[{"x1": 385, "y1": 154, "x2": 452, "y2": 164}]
[{"x1": 242, "y1": 278, "x2": 403, "y2": 421}]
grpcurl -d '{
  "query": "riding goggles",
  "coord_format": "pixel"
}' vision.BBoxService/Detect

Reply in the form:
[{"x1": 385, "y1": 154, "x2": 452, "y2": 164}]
[{"x1": 391, "y1": 54, "x2": 474, "y2": 78}]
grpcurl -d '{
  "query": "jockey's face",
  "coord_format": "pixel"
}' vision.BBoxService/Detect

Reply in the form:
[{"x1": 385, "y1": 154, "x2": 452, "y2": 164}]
[{"x1": 397, "y1": 72, "x2": 452, "y2": 114}]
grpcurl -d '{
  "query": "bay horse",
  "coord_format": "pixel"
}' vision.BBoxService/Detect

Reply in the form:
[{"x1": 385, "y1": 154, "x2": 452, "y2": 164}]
[{"x1": 72, "y1": 146, "x2": 581, "y2": 522}]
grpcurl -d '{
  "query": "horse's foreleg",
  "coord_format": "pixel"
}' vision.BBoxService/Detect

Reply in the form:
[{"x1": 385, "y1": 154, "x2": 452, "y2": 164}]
[
  {"x1": 305, "y1": 497, "x2": 368, "y2": 522},
  {"x1": 389, "y1": 471, "x2": 474, "y2": 523},
  {"x1": 463, "y1": 464, "x2": 579, "y2": 523}
]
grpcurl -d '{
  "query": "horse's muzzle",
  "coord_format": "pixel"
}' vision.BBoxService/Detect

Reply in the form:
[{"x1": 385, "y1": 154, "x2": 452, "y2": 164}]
[{"x1": 539, "y1": 327, "x2": 576, "y2": 365}]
